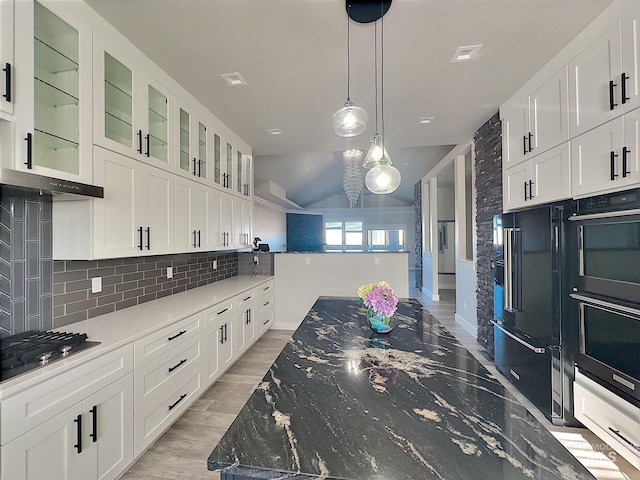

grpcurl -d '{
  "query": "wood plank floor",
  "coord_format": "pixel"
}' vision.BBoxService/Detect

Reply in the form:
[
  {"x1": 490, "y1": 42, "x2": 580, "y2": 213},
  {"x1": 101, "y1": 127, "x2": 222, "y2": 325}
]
[{"x1": 120, "y1": 285, "x2": 640, "y2": 480}]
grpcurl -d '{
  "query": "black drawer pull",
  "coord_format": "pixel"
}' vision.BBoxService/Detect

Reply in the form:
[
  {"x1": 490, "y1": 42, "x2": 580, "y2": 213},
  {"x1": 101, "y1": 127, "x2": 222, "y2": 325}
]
[
  {"x1": 168, "y1": 393, "x2": 187, "y2": 411},
  {"x1": 242, "y1": 295, "x2": 252, "y2": 301},
  {"x1": 168, "y1": 358, "x2": 187, "y2": 373},
  {"x1": 263, "y1": 286, "x2": 270, "y2": 291},
  {"x1": 263, "y1": 301, "x2": 270, "y2": 307},
  {"x1": 217, "y1": 308, "x2": 229, "y2": 315},
  {"x1": 90, "y1": 405, "x2": 98, "y2": 442},
  {"x1": 608, "y1": 427, "x2": 640, "y2": 452},
  {"x1": 263, "y1": 319, "x2": 270, "y2": 325},
  {"x1": 168, "y1": 330, "x2": 187, "y2": 341},
  {"x1": 73, "y1": 414, "x2": 82, "y2": 454}
]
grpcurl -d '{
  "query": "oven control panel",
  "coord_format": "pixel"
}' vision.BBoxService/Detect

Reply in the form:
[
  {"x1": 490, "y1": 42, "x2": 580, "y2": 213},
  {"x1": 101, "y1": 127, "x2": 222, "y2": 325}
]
[{"x1": 577, "y1": 188, "x2": 640, "y2": 213}]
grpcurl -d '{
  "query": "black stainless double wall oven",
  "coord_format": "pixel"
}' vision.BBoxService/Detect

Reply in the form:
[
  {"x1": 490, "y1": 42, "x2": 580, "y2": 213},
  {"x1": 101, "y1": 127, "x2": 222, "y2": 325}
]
[{"x1": 569, "y1": 189, "x2": 640, "y2": 408}]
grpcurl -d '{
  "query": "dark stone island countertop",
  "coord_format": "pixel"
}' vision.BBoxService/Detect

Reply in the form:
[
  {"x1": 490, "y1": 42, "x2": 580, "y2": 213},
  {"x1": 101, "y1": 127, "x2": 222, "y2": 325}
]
[{"x1": 208, "y1": 297, "x2": 596, "y2": 480}]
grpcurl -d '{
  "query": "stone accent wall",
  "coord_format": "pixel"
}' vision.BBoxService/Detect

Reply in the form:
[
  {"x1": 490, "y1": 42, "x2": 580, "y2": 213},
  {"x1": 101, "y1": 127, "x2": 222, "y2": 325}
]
[
  {"x1": 0, "y1": 188, "x2": 53, "y2": 338},
  {"x1": 53, "y1": 252, "x2": 238, "y2": 329},
  {"x1": 474, "y1": 112, "x2": 502, "y2": 357},
  {"x1": 414, "y1": 181, "x2": 422, "y2": 289}
]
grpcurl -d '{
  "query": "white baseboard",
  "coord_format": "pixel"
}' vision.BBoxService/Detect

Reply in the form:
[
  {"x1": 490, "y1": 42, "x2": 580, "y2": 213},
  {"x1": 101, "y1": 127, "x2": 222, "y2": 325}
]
[
  {"x1": 421, "y1": 286, "x2": 440, "y2": 301},
  {"x1": 455, "y1": 313, "x2": 477, "y2": 337}
]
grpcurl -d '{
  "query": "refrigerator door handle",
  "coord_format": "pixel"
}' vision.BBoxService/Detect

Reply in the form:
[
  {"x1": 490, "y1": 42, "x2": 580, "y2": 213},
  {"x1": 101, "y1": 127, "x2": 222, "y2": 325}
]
[
  {"x1": 512, "y1": 228, "x2": 523, "y2": 311},
  {"x1": 504, "y1": 228, "x2": 513, "y2": 312},
  {"x1": 491, "y1": 320, "x2": 546, "y2": 354}
]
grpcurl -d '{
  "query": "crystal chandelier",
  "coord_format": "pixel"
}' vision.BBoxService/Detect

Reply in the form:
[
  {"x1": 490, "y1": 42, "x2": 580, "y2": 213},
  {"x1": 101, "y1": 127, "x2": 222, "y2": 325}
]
[{"x1": 343, "y1": 149, "x2": 363, "y2": 207}]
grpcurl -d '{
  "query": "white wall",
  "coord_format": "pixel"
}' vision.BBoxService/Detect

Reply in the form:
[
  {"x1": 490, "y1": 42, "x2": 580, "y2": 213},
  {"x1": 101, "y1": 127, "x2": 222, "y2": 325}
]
[
  {"x1": 455, "y1": 259, "x2": 477, "y2": 336},
  {"x1": 273, "y1": 252, "x2": 409, "y2": 330},
  {"x1": 253, "y1": 200, "x2": 286, "y2": 252}
]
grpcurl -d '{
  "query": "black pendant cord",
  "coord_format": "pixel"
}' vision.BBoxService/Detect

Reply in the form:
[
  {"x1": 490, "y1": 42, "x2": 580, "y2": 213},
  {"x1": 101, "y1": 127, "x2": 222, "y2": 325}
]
[
  {"x1": 380, "y1": 1, "x2": 385, "y2": 149},
  {"x1": 374, "y1": 20, "x2": 379, "y2": 135},
  {"x1": 346, "y1": 6, "x2": 351, "y2": 102}
]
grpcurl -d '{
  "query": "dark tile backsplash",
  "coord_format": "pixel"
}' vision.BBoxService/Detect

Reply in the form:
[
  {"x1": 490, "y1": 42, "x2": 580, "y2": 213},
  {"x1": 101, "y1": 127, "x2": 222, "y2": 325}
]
[
  {"x1": 53, "y1": 252, "x2": 239, "y2": 329},
  {"x1": 0, "y1": 187, "x2": 53, "y2": 338},
  {"x1": 238, "y1": 251, "x2": 274, "y2": 276}
]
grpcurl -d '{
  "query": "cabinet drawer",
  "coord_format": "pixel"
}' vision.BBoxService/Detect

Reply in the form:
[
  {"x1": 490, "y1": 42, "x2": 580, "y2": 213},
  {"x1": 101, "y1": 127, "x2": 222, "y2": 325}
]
[
  {"x1": 256, "y1": 281, "x2": 273, "y2": 298},
  {"x1": 235, "y1": 289, "x2": 255, "y2": 307},
  {"x1": 256, "y1": 308, "x2": 273, "y2": 336},
  {"x1": 256, "y1": 292, "x2": 273, "y2": 313},
  {"x1": 134, "y1": 311, "x2": 203, "y2": 367},
  {"x1": 574, "y1": 370, "x2": 640, "y2": 470},
  {"x1": 134, "y1": 336, "x2": 202, "y2": 412},
  {"x1": 204, "y1": 299, "x2": 234, "y2": 329},
  {"x1": 1, "y1": 344, "x2": 133, "y2": 445},
  {"x1": 133, "y1": 364, "x2": 203, "y2": 457}
]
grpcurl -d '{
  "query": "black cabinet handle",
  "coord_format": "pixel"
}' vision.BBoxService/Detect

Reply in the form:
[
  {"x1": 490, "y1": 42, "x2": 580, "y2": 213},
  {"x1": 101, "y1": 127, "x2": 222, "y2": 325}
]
[
  {"x1": 168, "y1": 330, "x2": 187, "y2": 341},
  {"x1": 193, "y1": 230, "x2": 197, "y2": 248},
  {"x1": 528, "y1": 132, "x2": 533, "y2": 152},
  {"x1": 622, "y1": 73, "x2": 630, "y2": 104},
  {"x1": 219, "y1": 325, "x2": 224, "y2": 344},
  {"x1": 263, "y1": 301, "x2": 270, "y2": 307},
  {"x1": 611, "y1": 151, "x2": 619, "y2": 180},
  {"x1": 622, "y1": 147, "x2": 630, "y2": 178},
  {"x1": 223, "y1": 323, "x2": 228, "y2": 342},
  {"x1": 523, "y1": 181, "x2": 529, "y2": 201},
  {"x1": 74, "y1": 414, "x2": 82, "y2": 454},
  {"x1": 145, "y1": 133, "x2": 150, "y2": 157},
  {"x1": 610, "y1": 80, "x2": 618, "y2": 110},
  {"x1": 168, "y1": 358, "x2": 187, "y2": 373},
  {"x1": 145, "y1": 227, "x2": 151, "y2": 250},
  {"x1": 90, "y1": 405, "x2": 98, "y2": 443},
  {"x1": 168, "y1": 393, "x2": 187, "y2": 411},
  {"x1": 198, "y1": 159, "x2": 202, "y2": 177},
  {"x1": 523, "y1": 135, "x2": 527, "y2": 155},
  {"x1": 243, "y1": 295, "x2": 252, "y2": 301},
  {"x1": 25, "y1": 133, "x2": 33, "y2": 169},
  {"x1": 138, "y1": 226, "x2": 143, "y2": 250},
  {"x1": 2, "y1": 63, "x2": 10, "y2": 102},
  {"x1": 192, "y1": 157, "x2": 197, "y2": 175},
  {"x1": 198, "y1": 230, "x2": 201, "y2": 248},
  {"x1": 608, "y1": 427, "x2": 640, "y2": 452},
  {"x1": 217, "y1": 307, "x2": 229, "y2": 315},
  {"x1": 528, "y1": 180, "x2": 534, "y2": 199},
  {"x1": 137, "y1": 130, "x2": 143, "y2": 154}
]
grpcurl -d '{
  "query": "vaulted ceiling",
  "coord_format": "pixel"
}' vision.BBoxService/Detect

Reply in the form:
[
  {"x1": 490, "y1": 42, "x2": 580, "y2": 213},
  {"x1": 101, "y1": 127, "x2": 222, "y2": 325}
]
[{"x1": 85, "y1": 0, "x2": 613, "y2": 208}]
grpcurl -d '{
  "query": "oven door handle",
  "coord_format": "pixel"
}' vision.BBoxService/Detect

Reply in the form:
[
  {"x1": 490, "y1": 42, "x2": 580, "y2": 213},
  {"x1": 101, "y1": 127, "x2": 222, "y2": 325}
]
[
  {"x1": 491, "y1": 320, "x2": 546, "y2": 354},
  {"x1": 569, "y1": 208, "x2": 640, "y2": 221},
  {"x1": 570, "y1": 293, "x2": 640, "y2": 317}
]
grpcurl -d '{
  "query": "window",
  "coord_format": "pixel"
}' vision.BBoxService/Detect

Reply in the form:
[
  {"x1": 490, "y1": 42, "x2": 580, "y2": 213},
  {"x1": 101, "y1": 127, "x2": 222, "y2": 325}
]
[
  {"x1": 325, "y1": 221, "x2": 363, "y2": 252},
  {"x1": 367, "y1": 229, "x2": 405, "y2": 252}
]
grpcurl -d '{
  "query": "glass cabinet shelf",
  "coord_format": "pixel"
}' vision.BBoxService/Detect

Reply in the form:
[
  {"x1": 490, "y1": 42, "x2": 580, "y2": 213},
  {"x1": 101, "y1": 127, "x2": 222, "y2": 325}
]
[
  {"x1": 34, "y1": 128, "x2": 79, "y2": 150},
  {"x1": 105, "y1": 111, "x2": 133, "y2": 146},
  {"x1": 34, "y1": 37, "x2": 78, "y2": 73},
  {"x1": 35, "y1": 77, "x2": 78, "y2": 106},
  {"x1": 105, "y1": 80, "x2": 132, "y2": 119},
  {"x1": 149, "y1": 107, "x2": 167, "y2": 124},
  {"x1": 148, "y1": 133, "x2": 167, "y2": 148}
]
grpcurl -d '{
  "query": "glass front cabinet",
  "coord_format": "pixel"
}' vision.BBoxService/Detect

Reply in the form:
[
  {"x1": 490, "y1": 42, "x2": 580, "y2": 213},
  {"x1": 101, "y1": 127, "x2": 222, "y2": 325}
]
[
  {"x1": 94, "y1": 34, "x2": 172, "y2": 171},
  {"x1": 13, "y1": 0, "x2": 92, "y2": 183},
  {"x1": 174, "y1": 98, "x2": 210, "y2": 184}
]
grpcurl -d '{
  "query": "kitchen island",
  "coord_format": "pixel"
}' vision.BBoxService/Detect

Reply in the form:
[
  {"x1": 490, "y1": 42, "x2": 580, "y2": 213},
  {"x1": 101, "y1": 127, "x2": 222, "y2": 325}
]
[{"x1": 207, "y1": 297, "x2": 596, "y2": 480}]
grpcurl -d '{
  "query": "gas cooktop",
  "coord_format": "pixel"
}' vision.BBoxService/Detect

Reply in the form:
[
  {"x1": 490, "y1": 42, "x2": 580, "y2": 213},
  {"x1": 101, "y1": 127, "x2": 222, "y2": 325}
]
[{"x1": 0, "y1": 330, "x2": 100, "y2": 382}]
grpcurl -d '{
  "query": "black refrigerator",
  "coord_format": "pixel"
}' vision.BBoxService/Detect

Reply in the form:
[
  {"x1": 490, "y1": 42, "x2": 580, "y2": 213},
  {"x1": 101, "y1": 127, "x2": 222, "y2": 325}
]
[{"x1": 493, "y1": 204, "x2": 578, "y2": 425}]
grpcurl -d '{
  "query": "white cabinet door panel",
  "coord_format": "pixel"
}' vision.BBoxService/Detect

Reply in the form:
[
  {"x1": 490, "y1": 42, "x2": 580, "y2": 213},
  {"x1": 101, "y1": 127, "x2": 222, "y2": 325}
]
[
  {"x1": 531, "y1": 143, "x2": 571, "y2": 204},
  {"x1": 531, "y1": 67, "x2": 569, "y2": 154},
  {"x1": 502, "y1": 100, "x2": 529, "y2": 170}
]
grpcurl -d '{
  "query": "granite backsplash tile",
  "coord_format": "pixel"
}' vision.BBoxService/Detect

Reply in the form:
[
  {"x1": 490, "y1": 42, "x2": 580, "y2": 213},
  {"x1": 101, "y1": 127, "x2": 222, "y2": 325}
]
[{"x1": 53, "y1": 252, "x2": 239, "y2": 328}]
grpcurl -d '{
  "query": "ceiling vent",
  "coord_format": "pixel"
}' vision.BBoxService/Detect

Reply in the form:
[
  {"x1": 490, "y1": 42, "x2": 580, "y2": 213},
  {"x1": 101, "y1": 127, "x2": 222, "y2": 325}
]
[
  {"x1": 451, "y1": 45, "x2": 482, "y2": 63},
  {"x1": 221, "y1": 72, "x2": 247, "y2": 86}
]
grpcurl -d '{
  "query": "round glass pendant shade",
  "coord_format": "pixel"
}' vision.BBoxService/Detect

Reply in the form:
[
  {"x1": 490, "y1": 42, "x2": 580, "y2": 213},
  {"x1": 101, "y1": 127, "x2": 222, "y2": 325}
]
[
  {"x1": 363, "y1": 133, "x2": 390, "y2": 168},
  {"x1": 365, "y1": 163, "x2": 401, "y2": 194},
  {"x1": 333, "y1": 100, "x2": 367, "y2": 137}
]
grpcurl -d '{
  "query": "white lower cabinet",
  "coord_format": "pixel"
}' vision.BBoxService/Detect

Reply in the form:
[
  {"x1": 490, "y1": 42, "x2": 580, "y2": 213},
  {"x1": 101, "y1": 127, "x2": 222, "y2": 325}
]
[
  {"x1": 234, "y1": 289, "x2": 256, "y2": 357},
  {"x1": 255, "y1": 281, "x2": 274, "y2": 336},
  {"x1": 574, "y1": 369, "x2": 640, "y2": 471},
  {"x1": 1, "y1": 345, "x2": 134, "y2": 480},
  {"x1": 204, "y1": 299, "x2": 235, "y2": 386}
]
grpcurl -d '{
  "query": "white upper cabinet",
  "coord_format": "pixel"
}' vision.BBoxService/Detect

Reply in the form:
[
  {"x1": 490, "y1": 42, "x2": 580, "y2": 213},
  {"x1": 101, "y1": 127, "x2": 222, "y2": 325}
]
[
  {"x1": 174, "y1": 98, "x2": 210, "y2": 184},
  {"x1": 0, "y1": 0, "x2": 14, "y2": 118},
  {"x1": 503, "y1": 68, "x2": 569, "y2": 170},
  {"x1": 567, "y1": 14, "x2": 640, "y2": 138},
  {"x1": 236, "y1": 150, "x2": 253, "y2": 198},
  {"x1": 572, "y1": 111, "x2": 640, "y2": 198},
  {"x1": 174, "y1": 176, "x2": 213, "y2": 252},
  {"x1": 94, "y1": 34, "x2": 172, "y2": 171},
  {"x1": 12, "y1": 0, "x2": 92, "y2": 183}
]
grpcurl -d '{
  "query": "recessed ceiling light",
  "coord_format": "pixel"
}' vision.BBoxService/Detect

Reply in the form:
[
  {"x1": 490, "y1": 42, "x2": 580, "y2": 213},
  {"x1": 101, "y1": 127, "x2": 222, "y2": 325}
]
[
  {"x1": 267, "y1": 128, "x2": 282, "y2": 135},
  {"x1": 419, "y1": 116, "x2": 435, "y2": 124},
  {"x1": 451, "y1": 44, "x2": 482, "y2": 63},
  {"x1": 220, "y1": 72, "x2": 247, "y2": 86}
]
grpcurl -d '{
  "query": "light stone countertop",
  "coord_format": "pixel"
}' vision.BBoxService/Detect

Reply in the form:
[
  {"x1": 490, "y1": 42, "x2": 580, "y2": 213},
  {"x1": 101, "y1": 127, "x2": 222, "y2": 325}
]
[{"x1": 0, "y1": 275, "x2": 273, "y2": 399}]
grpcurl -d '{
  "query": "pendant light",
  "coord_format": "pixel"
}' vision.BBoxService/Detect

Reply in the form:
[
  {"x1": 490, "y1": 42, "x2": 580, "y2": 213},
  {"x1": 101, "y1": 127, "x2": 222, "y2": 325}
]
[
  {"x1": 364, "y1": 6, "x2": 401, "y2": 194},
  {"x1": 333, "y1": 6, "x2": 367, "y2": 137}
]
